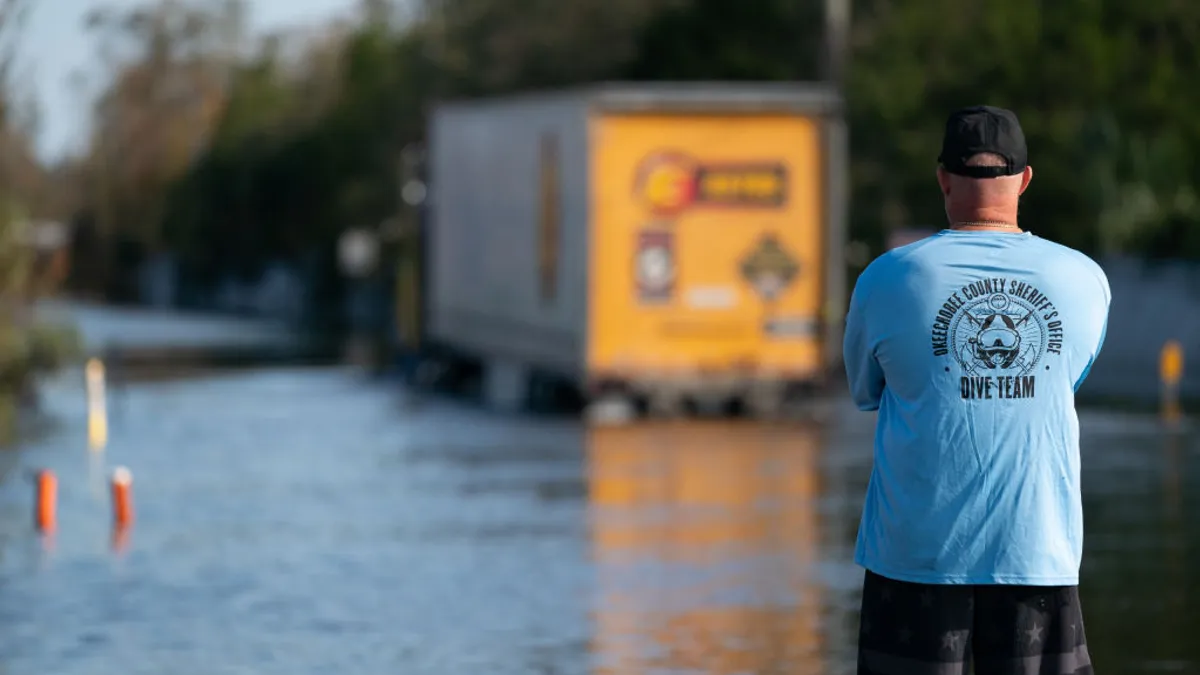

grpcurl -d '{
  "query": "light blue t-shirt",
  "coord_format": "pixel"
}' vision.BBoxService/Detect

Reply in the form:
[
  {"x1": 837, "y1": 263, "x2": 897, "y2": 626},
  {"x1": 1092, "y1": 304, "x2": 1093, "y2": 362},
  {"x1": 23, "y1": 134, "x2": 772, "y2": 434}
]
[{"x1": 844, "y1": 229, "x2": 1111, "y2": 585}]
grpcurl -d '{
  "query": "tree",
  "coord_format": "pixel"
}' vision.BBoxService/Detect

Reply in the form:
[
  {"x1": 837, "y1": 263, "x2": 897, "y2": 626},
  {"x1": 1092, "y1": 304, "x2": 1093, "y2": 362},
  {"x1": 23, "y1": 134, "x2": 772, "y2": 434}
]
[
  {"x1": 626, "y1": 0, "x2": 822, "y2": 81},
  {"x1": 0, "y1": 0, "x2": 81, "y2": 438},
  {"x1": 845, "y1": 0, "x2": 1200, "y2": 256},
  {"x1": 76, "y1": 0, "x2": 244, "y2": 299}
]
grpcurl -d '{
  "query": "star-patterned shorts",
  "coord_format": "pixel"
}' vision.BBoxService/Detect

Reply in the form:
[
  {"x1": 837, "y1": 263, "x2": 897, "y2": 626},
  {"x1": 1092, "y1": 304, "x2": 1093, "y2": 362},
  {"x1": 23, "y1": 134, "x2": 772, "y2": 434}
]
[{"x1": 857, "y1": 570, "x2": 1094, "y2": 675}]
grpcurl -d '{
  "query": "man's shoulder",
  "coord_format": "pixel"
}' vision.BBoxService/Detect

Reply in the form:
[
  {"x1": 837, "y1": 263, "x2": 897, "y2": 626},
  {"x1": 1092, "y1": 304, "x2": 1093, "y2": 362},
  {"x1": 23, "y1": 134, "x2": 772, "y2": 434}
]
[
  {"x1": 1028, "y1": 236, "x2": 1104, "y2": 271},
  {"x1": 852, "y1": 241, "x2": 943, "y2": 304},
  {"x1": 861, "y1": 235, "x2": 943, "y2": 275},
  {"x1": 1027, "y1": 237, "x2": 1110, "y2": 297}
]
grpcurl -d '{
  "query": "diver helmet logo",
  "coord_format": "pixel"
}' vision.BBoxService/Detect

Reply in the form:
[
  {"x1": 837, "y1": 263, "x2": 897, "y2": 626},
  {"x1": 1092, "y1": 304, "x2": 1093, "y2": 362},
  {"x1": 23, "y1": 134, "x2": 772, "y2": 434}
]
[
  {"x1": 970, "y1": 313, "x2": 1022, "y2": 369},
  {"x1": 945, "y1": 290, "x2": 1050, "y2": 377},
  {"x1": 932, "y1": 279, "x2": 1066, "y2": 398}
]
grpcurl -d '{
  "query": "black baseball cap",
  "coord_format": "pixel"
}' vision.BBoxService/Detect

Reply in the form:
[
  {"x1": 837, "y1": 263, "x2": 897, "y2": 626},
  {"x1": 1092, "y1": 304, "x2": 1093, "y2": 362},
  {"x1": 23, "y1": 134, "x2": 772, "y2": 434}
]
[{"x1": 938, "y1": 105, "x2": 1028, "y2": 178}]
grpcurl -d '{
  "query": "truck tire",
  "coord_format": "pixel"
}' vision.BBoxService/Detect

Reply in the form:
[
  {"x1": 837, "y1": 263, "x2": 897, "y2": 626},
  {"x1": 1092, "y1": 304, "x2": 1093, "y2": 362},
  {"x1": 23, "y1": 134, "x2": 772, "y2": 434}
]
[
  {"x1": 745, "y1": 385, "x2": 786, "y2": 420},
  {"x1": 647, "y1": 389, "x2": 686, "y2": 419},
  {"x1": 482, "y1": 358, "x2": 531, "y2": 414},
  {"x1": 585, "y1": 394, "x2": 637, "y2": 425}
]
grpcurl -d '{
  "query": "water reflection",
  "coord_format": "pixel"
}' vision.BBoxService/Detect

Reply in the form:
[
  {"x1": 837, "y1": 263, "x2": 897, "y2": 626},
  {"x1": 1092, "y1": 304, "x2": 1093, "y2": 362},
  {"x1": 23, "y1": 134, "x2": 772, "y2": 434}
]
[
  {"x1": 0, "y1": 451, "x2": 16, "y2": 486},
  {"x1": 1073, "y1": 422, "x2": 1200, "y2": 673},
  {"x1": 0, "y1": 451, "x2": 26, "y2": 570},
  {"x1": 1163, "y1": 433, "x2": 1184, "y2": 575},
  {"x1": 587, "y1": 422, "x2": 825, "y2": 675},
  {"x1": 86, "y1": 451, "x2": 107, "y2": 504},
  {"x1": 110, "y1": 525, "x2": 131, "y2": 557}
]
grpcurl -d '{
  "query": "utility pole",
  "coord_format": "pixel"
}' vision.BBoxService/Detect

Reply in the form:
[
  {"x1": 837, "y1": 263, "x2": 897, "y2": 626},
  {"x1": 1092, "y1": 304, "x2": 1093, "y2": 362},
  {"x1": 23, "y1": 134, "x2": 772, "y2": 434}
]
[
  {"x1": 822, "y1": 0, "x2": 852, "y2": 380},
  {"x1": 823, "y1": 0, "x2": 850, "y2": 90}
]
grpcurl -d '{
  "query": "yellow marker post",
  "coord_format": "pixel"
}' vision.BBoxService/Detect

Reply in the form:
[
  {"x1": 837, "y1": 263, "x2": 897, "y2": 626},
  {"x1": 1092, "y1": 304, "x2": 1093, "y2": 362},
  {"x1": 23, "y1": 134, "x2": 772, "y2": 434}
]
[
  {"x1": 85, "y1": 358, "x2": 108, "y2": 452},
  {"x1": 1159, "y1": 340, "x2": 1184, "y2": 425}
]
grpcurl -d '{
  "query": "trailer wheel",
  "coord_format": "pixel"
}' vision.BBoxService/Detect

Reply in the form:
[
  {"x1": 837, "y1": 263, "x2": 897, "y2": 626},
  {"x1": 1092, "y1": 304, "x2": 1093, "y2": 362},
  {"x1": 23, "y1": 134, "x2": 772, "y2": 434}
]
[
  {"x1": 647, "y1": 390, "x2": 686, "y2": 419},
  {"x1": 745, "y1": 386, "x2": 786, "y2": 420},
  {"x1": 722, "y1": 396, "x2": 748, "y2": 418},
  {"x1": 585, "y1": 394, "x2": 637, "y2": 425},
  {"x1": 411, "y1": 359, "x2": 442, "y2": 390}
]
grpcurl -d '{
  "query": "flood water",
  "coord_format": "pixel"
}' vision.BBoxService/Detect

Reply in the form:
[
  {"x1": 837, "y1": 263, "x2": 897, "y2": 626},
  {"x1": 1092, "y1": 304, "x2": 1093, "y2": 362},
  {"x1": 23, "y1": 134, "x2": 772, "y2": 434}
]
[{"x1": 0, "y1": 366, "x2": 1195, "y2": 674}]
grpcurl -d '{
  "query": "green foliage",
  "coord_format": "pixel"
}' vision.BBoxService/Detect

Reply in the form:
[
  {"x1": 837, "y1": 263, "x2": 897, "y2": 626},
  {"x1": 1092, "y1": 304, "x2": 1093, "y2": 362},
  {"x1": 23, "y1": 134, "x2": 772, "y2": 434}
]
[
  {"x1": 0, "y1": 321, "x2": 80, "y2": 388},
  {"x1": 160, "y1": 23, "x2": 427, "y2": 296},
  {"x1": 0, "y1": 0, "x2": 82, "y2": 442},
  {"x1": 0, "y1": 214, "x2": 82, "y2": 443},
  {"x1": 25, "y1": 321, "x2": 83, "y2": 372},
  {"x1": 625, "y1": 0, "x2": 821, "y2": 81},
  {"x1": 81, "y1": 0, "x2": 1200, "y2": 303},
  {"x1": 845, "y1": 0, "x2": 1200, "y2": 256}
]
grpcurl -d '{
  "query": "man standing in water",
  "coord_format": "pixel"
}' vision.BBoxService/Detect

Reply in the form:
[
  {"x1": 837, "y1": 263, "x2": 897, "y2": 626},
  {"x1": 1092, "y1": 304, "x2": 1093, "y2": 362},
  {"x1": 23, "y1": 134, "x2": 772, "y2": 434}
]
[{"x1": 844, "y1": 106, "x2": 1110, "y2": 675}]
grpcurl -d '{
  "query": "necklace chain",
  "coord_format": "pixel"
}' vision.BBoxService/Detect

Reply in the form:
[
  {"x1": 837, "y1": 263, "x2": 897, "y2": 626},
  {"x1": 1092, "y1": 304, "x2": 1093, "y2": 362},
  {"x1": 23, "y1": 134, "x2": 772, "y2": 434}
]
[{"x1": 951, "y1": 220, "x2": 1021, "y2": 230}]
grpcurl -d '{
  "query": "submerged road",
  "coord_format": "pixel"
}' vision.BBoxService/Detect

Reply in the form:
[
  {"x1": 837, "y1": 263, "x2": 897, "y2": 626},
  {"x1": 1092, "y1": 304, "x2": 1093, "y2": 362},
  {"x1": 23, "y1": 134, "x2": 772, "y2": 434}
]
[{"x1": 0, "y1": 362, "x2": 1194, "y2": 674}]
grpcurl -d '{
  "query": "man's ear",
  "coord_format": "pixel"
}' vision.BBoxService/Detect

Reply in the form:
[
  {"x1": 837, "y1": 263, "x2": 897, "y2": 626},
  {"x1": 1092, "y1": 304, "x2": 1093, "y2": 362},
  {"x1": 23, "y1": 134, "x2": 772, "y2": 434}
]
[
  {"x1": 936, "y1": 167, "x2": 952, "y2": 196},
  {"x1": 1018, "y1": 165, "x2": 1033, "y2": 195}
]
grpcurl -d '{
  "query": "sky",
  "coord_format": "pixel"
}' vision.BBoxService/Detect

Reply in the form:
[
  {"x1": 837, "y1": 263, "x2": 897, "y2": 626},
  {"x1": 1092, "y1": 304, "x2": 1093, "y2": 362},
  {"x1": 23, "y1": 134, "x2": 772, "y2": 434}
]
[{"x1": 17, "y1": 0, "x2": 360, "y2": 163}]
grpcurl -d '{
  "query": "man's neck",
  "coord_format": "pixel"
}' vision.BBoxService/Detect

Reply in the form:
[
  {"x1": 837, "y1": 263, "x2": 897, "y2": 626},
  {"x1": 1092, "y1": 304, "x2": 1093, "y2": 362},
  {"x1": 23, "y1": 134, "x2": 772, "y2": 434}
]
[
  {"x1": 949, "y1": 220, "x2": 1021, "y2": 232},
  {"x1": 946, "y1": 208, "x2": 1020, "y2": 232}
]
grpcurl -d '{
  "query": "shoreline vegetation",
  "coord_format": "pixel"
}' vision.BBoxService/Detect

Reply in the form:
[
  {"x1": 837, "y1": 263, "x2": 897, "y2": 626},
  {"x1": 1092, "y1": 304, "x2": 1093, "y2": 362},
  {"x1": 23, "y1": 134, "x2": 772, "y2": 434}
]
[
  {"x1": 0, "y1": 229, "x2": 82, "y2": 443},
  {"x1": 0, "y1": 0, "x2": 80, "y2": 444}
]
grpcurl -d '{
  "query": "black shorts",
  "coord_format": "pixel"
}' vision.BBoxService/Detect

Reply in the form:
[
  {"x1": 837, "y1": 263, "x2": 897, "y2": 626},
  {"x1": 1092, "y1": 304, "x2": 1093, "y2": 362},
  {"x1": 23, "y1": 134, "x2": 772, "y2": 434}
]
[{"x1": 857, "y1": 570, "x2": 1093, "y2": 675}]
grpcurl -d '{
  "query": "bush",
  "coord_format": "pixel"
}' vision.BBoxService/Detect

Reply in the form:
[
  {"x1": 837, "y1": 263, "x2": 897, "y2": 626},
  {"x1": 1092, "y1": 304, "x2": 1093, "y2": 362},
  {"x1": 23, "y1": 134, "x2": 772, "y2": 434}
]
[{"x1": 25, "y1": 321, "x2": 82, "y2": 373}]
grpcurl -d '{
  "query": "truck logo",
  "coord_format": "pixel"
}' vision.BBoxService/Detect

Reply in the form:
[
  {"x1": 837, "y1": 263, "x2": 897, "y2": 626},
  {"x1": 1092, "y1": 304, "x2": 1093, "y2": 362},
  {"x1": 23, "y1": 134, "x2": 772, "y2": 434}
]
[
  {"x1": 634, "y1": 152, "x2": 788, "y2": 216},
  {"x1": 740, "y1": 234, "x2": 799, "y2": 301},
  {"x1": 635, "y1": 229, "x2": 676, "y2": 303}
]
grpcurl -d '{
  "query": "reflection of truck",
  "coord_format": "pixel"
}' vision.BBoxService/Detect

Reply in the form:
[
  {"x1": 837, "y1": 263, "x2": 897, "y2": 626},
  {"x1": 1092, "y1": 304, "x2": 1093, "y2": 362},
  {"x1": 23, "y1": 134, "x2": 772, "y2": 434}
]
[
  {"x1": 586, "y1": 422, "x2": 825, "y2": 667},
  {"x1": 420, "y1": 83, "x2": 847, "y2": 416}
]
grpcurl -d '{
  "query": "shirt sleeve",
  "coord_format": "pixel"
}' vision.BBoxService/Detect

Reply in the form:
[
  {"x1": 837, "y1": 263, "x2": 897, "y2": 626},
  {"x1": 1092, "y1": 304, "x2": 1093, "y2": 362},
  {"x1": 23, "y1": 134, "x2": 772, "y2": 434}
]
[
  {"x1": 1073, "y1": 266, "x2": 1112, "y2": 392},
  {"x1": 844, "y1": 270, "x2": 885, "y2": 411}
]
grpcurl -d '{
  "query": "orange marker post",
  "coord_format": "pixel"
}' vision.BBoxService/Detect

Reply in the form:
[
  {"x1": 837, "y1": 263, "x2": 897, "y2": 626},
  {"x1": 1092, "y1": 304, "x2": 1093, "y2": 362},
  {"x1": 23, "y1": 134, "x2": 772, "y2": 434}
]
[
  {"x1": 1160, "y1": 340, "x2": 1185, "y2": 425},
  {"x1": 111, "y1": 466, "x2": 134, "y2": 528},
  {"x1": 34, "y1": 469, "x2": 57, "y2": 532}
]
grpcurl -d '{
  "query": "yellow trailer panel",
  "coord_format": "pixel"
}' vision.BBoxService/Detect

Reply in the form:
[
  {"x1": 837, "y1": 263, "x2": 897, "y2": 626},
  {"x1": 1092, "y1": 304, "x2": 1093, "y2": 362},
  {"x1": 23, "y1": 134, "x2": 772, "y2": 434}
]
[{"x1": 589, "y1": 114, "x2": 825, "y2": 384}]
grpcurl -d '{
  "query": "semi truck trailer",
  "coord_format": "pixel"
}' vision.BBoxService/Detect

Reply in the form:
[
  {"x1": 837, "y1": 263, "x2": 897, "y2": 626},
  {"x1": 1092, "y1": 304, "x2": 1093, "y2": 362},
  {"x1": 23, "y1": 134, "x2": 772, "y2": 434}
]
[{"x1": 420, "y1": 82, "x2": 848, "y2": 416}]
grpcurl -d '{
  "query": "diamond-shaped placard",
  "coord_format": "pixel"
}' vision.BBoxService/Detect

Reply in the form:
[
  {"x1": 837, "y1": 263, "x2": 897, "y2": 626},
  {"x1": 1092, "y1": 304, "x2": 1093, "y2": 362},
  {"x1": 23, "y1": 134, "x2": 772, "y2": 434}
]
[{"x1": 740, "y1": 235, "x2": 799, "y2": 301}]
